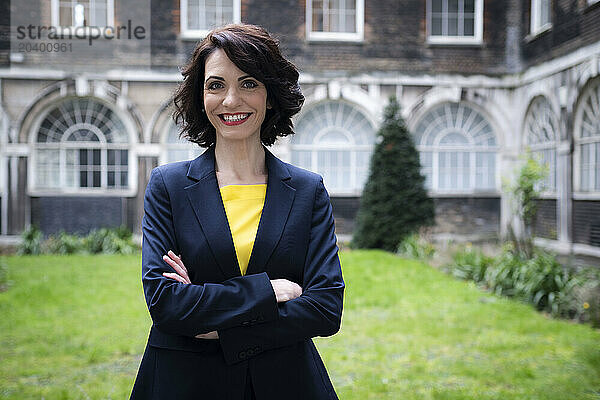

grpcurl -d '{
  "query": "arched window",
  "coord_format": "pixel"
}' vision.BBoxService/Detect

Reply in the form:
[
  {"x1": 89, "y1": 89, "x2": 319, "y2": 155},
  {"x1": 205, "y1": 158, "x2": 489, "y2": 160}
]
[
  {"x1": 414, "y1": 102, "x2": 498, "y2": 192},
  {"x1": 0, "y1": 108, "x2": 6, "y2": 199},
  {"x1": 34, "y1": 98, "x2": 130, "y2": 192},
  {"x1": 291, "y1": 101, "x2": 376, "y2": 194},
  {"x1": 524, "y1": 96, "x2": 559, "y2": 192},
  {"x1": 160, "y1": 121, "x2": 204, "y2": 165},
  {"x1": 575, "y1": 80, "x2": 600, "y2": 192}
]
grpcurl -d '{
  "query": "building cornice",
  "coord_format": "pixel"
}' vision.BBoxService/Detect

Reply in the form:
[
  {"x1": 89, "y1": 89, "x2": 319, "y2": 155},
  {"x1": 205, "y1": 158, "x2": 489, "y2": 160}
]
[{"x1": 0, "y1": 40, "x2": 599, "y2": 89}]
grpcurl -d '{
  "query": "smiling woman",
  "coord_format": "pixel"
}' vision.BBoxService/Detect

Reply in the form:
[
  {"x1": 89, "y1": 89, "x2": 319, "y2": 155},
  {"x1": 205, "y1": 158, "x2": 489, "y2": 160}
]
[
  {"x1": 202, "y1": 49, "x2": 269, "y2": 145},
  {"x1": 130, "y1": 24, "x2": 344, "y2": 400},
  {"x1": 172, "y1": 24, "x2": 304, "y2": 148}
]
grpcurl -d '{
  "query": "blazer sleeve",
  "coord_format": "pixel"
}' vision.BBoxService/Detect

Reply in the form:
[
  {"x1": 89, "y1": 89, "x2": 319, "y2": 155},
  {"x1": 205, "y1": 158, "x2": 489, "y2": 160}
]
[
  {"x1": 218, "y1": 178, "x2": 345, "y2": 365},
  {"x1": 141, "y1": 168, "x2": 279, "y2": 337}
]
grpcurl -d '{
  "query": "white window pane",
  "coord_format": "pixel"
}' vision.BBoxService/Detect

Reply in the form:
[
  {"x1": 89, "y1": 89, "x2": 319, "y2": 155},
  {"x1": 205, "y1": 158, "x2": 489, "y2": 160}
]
[
  {"x1": 464, "y1": 16, "x2": 474, "y2": 35},
  {"x1": 291, "y1": 150, "x2": 312, "y2": 171},
  {"x1": 449, "y1": 0, "x2": 459, "y2": 12},
  {"x1": 92, "y1": 1, "x2": 108, "y2": 25},
  {"x1": 345, "y1": 12, "x2": 356, "y2": 33},
  {"x1": 464, "y1": 0, "x2": 475, "y2": 12},
  {"x1": 431, "y1": 16, "x2": 443, "y2": 35},
  {"x1": 596, "y1": 143, "x2": 600, "y2": 191},
  {"x1": 541, "y1": 0, "x2": 550, "y2": 25},
  {"x1": 292, "y1": 101, "x2": 375, "y2": 192},
  {"x1": 188, "y1": 2, "x2": 200, "y2": 29},
  {"x1": 59, "y1": 3, "x2": 72, "y2": 26}
]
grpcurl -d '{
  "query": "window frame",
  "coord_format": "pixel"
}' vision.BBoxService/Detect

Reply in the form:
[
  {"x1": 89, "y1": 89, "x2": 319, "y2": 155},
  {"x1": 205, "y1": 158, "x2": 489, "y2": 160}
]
[
  {"x1": 426, "y1": 0, "x2": 484, "y2": 45},
  {"x1": 29, "y1": 97, "x2": 136, "y2": 197},
  {"x1": 291, "y1": 101, "x2": 376, "y2": 196},
  {"x1": 530, "y1": 0, "x2": 552, "y2": 36},
  {"x1": 306, "y1": 0, "x2": 365, "y2": 42},
  {"x1": 159, "y1": 121, "x2": 204, "y2": 165},
  {"x1": 0, "y1": 108, "x2": 6, "y2": 200},
  {"x1": 523, "y1": 96, "x2": 559, "y2": 195},
  {"x1": 414, "y1": 102, "x2": 499, "y2": 195},
  {"x1": 51, "y1": 0, "x2": 114, "y2": 35},
  {"x1": 180, "y1": 0, "x2": 241, "y2": 40},
  {"x1": 573, "y1": 79, "x2": 600, "y2": 197}
]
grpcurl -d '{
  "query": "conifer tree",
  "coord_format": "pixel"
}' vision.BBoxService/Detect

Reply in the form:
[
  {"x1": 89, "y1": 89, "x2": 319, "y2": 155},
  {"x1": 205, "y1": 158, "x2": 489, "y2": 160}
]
[{"x1": 352, "y1": 97, "x2": 435, "y2": 252}]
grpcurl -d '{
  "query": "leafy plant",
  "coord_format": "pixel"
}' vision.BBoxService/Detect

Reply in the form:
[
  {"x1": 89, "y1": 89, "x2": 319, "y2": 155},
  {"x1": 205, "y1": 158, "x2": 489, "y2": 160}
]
[
  {"x1": 83, "y1": 227, "x2": 136, "y2": 255},
  {"x1": 447, "y1": 245, "x2": 494, "y2": 284},
  {"x1": 43, "y1": 232, "x2": 84, "y2": 254},
  {"x1": 503, "y1": 153, "x2": 548, "y2": 258},
  {"x1": 569, "y1": 267, "x2": 600, "y2": 328},
  {"x1": 397, "y1": 233, "x2": 435, "y2": 260},
  {"x1": 514, "y1": 249, "x2": 575, "y2": 315},
  {"x1": 17, "y1": 226, "x2": 138, "y2": 255},
  {"x1": 17, "y1": 225, "x2": 43, "y2": 255},
  {"x1": 482, "y1": 244, "x2": 523, "y2": 297}
]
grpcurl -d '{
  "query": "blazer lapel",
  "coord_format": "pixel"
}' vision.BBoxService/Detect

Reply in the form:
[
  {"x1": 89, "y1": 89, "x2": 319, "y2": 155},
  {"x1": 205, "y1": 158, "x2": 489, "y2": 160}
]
[
  {"x1": 246, "y1": 148, "x2": 296, "y2": 276},
  {"x1": 183, "y1": 145, "x2": 296, "y2": 279},
  {"x1": 184, "y1": 146, "x2": 241, "y2": 280}
]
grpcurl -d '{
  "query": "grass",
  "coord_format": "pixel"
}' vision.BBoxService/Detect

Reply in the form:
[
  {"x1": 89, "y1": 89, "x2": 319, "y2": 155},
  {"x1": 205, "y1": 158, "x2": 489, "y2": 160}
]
[{"x1": 1, "y1": 251, "x2": 599, "y2": 399}]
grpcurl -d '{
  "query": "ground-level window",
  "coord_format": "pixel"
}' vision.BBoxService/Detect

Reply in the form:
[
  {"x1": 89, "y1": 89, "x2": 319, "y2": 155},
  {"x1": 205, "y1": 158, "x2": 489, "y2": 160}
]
[
  {"x1": 414, "y1": 102, "x2": 498, "y2": 193},
  {"x1": 34, "y1": 97, "x2": 130, "y2": 192},
  {"x1": 291, "y1": 101, "x2": 375, "y2": 194},
  {"x1": 160, "y1": 122, "x2": 204, "y2": 165},
  {"x1": 575, "y1": 80, "x2": 600, "y2": 193},
  {"x1": 524, "y1": 96, "x2": 558, "y2": 192}
]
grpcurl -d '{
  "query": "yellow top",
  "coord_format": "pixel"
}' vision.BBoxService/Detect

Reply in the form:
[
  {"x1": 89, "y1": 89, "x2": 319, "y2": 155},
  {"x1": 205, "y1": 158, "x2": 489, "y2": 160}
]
[{"x1": 219, "y1": 184, "x2": 267, "y2": 276}]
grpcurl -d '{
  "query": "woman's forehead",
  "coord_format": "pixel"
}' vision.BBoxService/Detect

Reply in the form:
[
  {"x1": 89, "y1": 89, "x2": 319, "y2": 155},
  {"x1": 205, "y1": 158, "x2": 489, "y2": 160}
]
[{"x1": 204, "y1": 49, "x2": 247, "y2": 78}]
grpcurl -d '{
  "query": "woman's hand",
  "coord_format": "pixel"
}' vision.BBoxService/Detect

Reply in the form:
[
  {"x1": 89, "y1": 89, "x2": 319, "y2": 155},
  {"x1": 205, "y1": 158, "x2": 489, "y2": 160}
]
[
  {"x1": 162, "y1": 250, "x2": 218, "y2": 340},
  {"x1": 162, "y1": 250, "x2": 191, "y2": 284},
  {"x1": 270, "y1": 279, "x2": 302, "y2": 303},
  {"x1": 195, "y1": 331, "x2": 219, "y2": 339}
]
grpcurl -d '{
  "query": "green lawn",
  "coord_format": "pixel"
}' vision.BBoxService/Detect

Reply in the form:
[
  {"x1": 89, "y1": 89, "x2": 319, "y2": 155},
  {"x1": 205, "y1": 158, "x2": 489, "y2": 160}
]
[{"x1": 0, "y1": 251, "x2": 599, "y2": 399}]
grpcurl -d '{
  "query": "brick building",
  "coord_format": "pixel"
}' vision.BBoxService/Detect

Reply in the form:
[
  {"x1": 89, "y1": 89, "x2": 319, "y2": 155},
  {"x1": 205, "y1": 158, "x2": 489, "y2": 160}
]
[{"x1": 0, "y1": 0, "x2": 599, "y2": 260}]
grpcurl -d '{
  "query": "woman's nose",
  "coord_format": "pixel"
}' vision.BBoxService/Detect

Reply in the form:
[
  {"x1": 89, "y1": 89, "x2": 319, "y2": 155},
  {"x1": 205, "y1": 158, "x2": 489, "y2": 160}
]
[{"x1": 222, "y1": 87, "x2": 241, "y2": 108}]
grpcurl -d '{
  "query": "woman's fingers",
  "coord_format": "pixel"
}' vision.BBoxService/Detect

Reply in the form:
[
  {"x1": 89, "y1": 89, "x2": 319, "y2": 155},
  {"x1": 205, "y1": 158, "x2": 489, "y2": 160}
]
[
  {"x1": 270, "y1": 279, "x2": 303, "y2": 303},
  {"x1": 163, "y1": 272, "x2": 189, "y2": 284},
  {"x1": 168, "y1": 250, "x2": 188, "y2": 274},
  {"x1": 195, "y1": 331, "x2": 219, "y2": 339},
  {"x1": 162, "y1": 253, "x2": 191, "y2": 284}
]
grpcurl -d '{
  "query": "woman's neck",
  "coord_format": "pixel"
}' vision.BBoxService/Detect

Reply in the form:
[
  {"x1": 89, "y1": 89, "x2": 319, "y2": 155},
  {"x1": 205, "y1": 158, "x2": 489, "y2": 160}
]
[{"x1": 214, "y1": 138, "x2": 267, "y2": 187}]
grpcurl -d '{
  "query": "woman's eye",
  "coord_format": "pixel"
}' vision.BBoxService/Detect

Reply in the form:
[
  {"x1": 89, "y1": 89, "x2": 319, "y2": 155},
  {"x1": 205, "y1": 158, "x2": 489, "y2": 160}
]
[
  {"x1": 242, "y1": 80, "x2": 258, "y2": 89},
  {"x1": 207, "y1": 82, "x2": 224, "y2": 90}
]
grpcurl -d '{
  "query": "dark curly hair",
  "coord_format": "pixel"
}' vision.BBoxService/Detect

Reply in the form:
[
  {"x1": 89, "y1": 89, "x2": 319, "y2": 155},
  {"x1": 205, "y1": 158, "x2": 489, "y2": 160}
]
[{"x1": 172, "y1": 23, "x2": 305, "y2": 147}]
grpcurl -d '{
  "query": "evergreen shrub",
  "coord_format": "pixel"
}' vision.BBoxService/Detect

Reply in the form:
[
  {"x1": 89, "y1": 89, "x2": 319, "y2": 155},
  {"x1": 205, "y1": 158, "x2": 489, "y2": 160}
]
[{"x1": 352, "y1": 97, "x2": 434, "y2": 252}]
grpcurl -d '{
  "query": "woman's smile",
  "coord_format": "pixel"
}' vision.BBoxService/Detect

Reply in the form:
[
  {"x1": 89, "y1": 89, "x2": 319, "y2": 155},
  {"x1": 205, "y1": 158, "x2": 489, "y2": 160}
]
[
  {"x1": 203, "y1": 48, "x2": 268, "y2": 143},
  {"x1": 219, "y1": 112, "x2": 252, "y2": 126}
]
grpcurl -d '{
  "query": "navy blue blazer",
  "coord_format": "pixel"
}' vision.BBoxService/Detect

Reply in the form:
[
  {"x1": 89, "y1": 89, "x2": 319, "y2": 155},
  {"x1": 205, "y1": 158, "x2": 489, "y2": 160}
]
[{"x1": 134, "y1": 145, "x2": 344, "y2": 399}]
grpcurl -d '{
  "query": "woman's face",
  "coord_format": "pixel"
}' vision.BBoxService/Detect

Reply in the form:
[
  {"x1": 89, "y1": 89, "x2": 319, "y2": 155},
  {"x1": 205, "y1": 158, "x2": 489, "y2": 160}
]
[{"x1": 203, "y1": 48, "x2": 269, "y2": 145}]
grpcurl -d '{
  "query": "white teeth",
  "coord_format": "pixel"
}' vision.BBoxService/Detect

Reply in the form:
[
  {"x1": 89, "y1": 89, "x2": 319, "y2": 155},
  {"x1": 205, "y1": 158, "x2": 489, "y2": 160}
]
[{"x1": 223, "y1": 114, "x2": 249, "y2": 122}]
